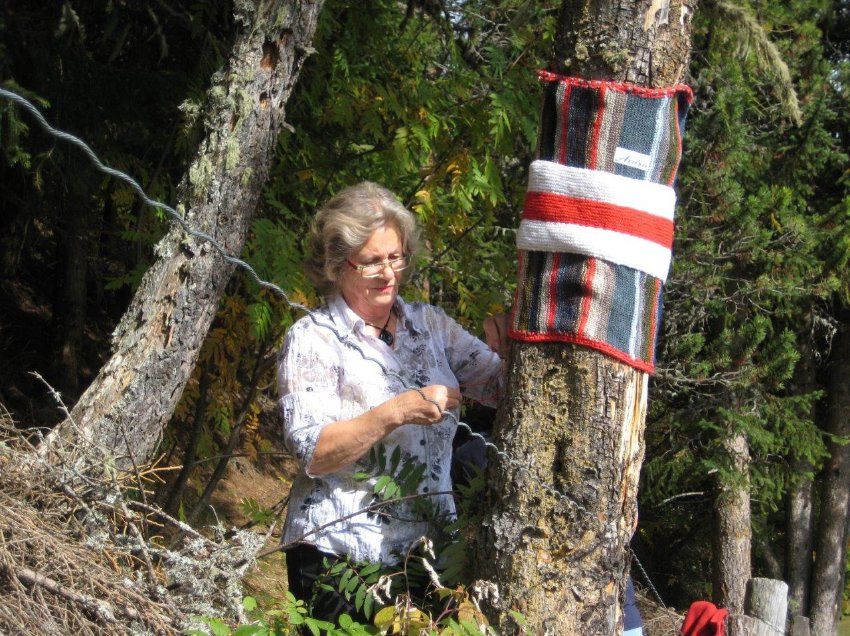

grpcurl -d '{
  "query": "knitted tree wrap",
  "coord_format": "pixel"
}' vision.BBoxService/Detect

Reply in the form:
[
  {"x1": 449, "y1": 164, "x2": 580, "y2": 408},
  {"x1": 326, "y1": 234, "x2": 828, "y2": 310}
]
[{"x1": 510, "y1": 72, "x2": 693, "y2": 373}]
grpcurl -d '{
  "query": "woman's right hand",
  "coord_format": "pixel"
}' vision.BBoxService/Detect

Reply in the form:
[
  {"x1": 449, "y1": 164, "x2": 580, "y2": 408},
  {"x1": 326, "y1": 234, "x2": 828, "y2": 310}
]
[{"x1": 392, "y1": 385, "x2": 461, "y2": 425}]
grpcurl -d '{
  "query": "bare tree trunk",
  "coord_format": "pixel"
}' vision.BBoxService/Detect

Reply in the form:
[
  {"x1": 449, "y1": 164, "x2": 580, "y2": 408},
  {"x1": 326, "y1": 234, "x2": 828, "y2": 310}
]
[
  {"x1": 477, "y1": 1, "x2": 695, "y2": 633},
  {"x1": 161, "y1": 367, "x2": 212, "y2": 515},
  {"x1": 187, "y1": 339, "x2": 272, "y2": 524},
  {"x1": 53, "y1": 193, "x2": 90, "y2": 395},
  {"x1": 40, "y1": 0, "x2": 325, "y2": 465},
  {"x1": 786, "y1": 346, "x2": 818, "y2": 618},
  {"x1": 712, "y1": 427, "x2": 752, "y2": 619},
  {"x1": 809, "y1": 323, "x2": 850, "y2": 636}
]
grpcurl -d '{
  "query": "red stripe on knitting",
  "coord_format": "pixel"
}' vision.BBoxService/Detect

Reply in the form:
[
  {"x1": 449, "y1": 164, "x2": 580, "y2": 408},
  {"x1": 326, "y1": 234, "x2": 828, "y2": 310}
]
[
  {"x1": 523, "y1": 191, "x2": 674, "y2": 248},
  {"x1": 576, "y1": 257, "x2": 596, "y2": 336},
  {"x1": 537, "y1": 70, "x2": 694, "y2": 103},
  {"x1": 547, "y1": 252, "x2": 560, "y2": 330},
  {"x1": 508, "y1": 328, "x2": 656, "y2": 374},
  {"x1": 588, "y1": 85, "x2": 606, "y2": 170},
  {"x1": 558, "y1": 84, "x2": 572, "y2": 164}
]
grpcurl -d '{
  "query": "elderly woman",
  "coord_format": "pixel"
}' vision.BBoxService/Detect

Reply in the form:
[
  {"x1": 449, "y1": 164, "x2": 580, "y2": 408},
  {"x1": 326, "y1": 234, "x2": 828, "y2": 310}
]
[{"x1": 278, "y1": 181, "x2": 506, "y2": 620}]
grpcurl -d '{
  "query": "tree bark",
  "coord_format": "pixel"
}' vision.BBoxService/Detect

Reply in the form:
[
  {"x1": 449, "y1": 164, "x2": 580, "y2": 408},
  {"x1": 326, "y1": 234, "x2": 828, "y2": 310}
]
[
  {"x1": 786, "y1": 346, "x2": 818, "y2": 618},
  {"x1": 712, "y1": 427, "x2": 752, "y2": 619},
  {"x1": 40, "y1": 0, "x2": 325, "y2": 465},
  {"x1": 478, "y1": 5, "x2": 695, "y2": 632},
  {"x1": 809, "y1": 322, "x2": 850, "y2": 636}
]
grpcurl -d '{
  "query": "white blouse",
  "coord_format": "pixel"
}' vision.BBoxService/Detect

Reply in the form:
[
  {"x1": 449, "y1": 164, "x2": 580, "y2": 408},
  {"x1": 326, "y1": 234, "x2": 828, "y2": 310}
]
[{"x1": 278, "y1": 294, "x2": 503, "y2": 564}]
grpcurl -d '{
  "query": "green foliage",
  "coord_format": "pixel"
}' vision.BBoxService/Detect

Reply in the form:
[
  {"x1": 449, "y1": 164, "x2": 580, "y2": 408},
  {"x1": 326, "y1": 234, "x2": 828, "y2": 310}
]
[
  {"x1": 354, "y1": 444, "x2": 430, "y2": 506},
  {"x1": 241, "y1": 498, "x2": 276, "y2": 527},
  {"x1": 262, "y1": 0, "x2": 559, "y2": 327},
  {"x1": 187, "y1": 592, "x2": 336, "y2": 636},
  {"x1": 641, "y1": 0, "x2": 850, "y2": 605}
]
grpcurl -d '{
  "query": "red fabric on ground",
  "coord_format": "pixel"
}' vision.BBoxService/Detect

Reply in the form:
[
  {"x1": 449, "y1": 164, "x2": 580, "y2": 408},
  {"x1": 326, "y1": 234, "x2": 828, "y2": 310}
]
[{"x1": 681, "y1": 601, "x2": 728, "y2": 636}]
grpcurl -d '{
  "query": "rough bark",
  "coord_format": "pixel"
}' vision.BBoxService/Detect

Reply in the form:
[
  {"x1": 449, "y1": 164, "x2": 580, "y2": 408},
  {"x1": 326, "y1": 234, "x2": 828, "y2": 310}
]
[
  {"x1": 477, "y1": 2, "x2": 695, "y2": 633},
  {"x1": 479, "y1": 345, "x2": 649, "y2": 634},
  {"x1": 40, "y1": 0, "x2": 325, "y2": 465},
  {"x1": 712, "y1": 428, "x2": 752, "y2": 620},
  {"x1": 786, "y1": 346, "x2": 818, "y2": 618},
  {"x1": 809, "y1": 323, "x2": 850, "y2": 636}
]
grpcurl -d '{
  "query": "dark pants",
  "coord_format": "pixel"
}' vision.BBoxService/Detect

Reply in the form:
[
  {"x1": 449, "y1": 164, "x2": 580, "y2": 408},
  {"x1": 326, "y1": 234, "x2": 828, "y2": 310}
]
[{"x1": 284, "y1": 543, "x2": 366, "y2": 625}]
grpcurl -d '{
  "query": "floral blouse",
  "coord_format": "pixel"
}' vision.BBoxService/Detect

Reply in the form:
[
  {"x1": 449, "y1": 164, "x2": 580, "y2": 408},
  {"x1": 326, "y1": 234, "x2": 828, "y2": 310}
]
[{"x1": 278, "y1": 294, "x2": 503, "y2": 564}]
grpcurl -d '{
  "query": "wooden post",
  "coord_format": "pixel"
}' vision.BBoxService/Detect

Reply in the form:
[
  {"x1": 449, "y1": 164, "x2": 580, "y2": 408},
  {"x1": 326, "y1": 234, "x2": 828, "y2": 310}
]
[
  {"x1": 741, "y1": 578, "x2": 788, "y2": 636},
  {"x1": 789, "y1": 615, "x2": 811, "y2": 636}
]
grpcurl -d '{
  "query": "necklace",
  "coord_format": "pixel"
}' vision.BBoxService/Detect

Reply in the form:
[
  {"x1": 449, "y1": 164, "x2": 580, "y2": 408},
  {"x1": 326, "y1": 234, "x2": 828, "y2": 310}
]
[{"x1": 364, "y1": 308, "x2": 395, "y2": 347}]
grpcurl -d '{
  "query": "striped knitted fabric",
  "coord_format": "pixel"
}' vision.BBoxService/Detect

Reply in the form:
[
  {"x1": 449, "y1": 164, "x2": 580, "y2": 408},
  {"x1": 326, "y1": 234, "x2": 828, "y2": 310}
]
[
  {"x1": 510, "y1": 72, "x2": 693, "y2": 373},
  {"x1": 534, "y1": 71, "x2": 693, "y2": 183}
]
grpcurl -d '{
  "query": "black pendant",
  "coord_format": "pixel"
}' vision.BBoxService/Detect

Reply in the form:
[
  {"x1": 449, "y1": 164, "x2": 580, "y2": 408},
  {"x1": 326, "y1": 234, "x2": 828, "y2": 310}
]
[{"x1": 379, "y1": 329, "x2": 394, "y2": 347}]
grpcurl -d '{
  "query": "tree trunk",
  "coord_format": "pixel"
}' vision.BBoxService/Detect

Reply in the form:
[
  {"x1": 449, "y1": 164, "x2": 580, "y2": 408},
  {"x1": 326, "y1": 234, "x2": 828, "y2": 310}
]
[
  {"x1": 786, "y1": 346, "x2": 818, "y2": 619},
  {"x1": 712, "y1": 427, "x2": 752, "y2": 619},
  {"x1": 40, "y1": 0, "x2": 325, "y2": 465},
  {"x1": 161, "y1": 367, "x2": 212, "y2": 515},
  {"x1": 53, "y1": 188, "x2": 91, "y2": 395},
  {"x1": 809, "y1": 322, "x2": 850, "y2": 636},
  {"x1": 477, "y1": 2, "x2": 695, "y2": 633}
]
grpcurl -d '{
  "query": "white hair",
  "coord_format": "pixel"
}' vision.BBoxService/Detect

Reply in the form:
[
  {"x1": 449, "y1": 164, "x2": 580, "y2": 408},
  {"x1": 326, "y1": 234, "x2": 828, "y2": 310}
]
[{"x1": 306, "y1": 182, "x2": 421, "y2": 294}]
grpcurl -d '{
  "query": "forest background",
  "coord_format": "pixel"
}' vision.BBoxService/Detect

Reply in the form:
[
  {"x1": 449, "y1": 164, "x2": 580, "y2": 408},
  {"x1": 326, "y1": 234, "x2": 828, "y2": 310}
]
[{"x1": 1, "y1": 0, "x2": 849, "y2": 625}]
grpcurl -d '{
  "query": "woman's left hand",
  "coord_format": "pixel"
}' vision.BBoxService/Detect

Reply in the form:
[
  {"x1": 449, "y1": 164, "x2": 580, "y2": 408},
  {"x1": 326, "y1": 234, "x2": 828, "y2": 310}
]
[{"x1": 483, "y1": 313, "x2": 509, "y2": 360}]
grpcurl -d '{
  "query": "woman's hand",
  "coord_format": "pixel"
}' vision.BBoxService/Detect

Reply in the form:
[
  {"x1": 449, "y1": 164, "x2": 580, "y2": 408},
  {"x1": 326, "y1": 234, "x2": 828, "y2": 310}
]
[
  {"x1": 392, "y1": 385, "x2": 461, "y2": 425},
  {"x1": 484, "y1": 313, "x2": 510, "y2": 360}
]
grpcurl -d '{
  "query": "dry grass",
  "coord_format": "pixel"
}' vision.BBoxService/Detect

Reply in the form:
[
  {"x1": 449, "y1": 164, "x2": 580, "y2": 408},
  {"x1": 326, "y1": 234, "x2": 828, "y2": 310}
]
[
  {"x1": 0, "y1": 408, "x2": 265, "y2": 635},
  {"x1": 635, "y1": 586, "x2": 686, "y2": 636}
]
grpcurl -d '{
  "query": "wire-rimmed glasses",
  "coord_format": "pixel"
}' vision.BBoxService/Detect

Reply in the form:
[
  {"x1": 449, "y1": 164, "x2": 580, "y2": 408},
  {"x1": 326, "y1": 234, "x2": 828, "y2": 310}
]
[{"x1": 346, "y1": 255, "x2": 409, "y2": 278}]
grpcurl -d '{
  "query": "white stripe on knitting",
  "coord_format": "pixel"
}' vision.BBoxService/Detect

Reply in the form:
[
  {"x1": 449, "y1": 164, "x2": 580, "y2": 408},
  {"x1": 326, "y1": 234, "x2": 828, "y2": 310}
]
[
  {"x1": 628, "y1": 269, "x2": 642, "y2": 358},
  {"x1": 647, "y1": 96, "x2": 671, "y2": 182},
  {"x1": 527, "y1": 160, "x2": 676, "y2": 220},
  {"x1": 516, "y1": 219, "x2": 672, "y2": 282}
]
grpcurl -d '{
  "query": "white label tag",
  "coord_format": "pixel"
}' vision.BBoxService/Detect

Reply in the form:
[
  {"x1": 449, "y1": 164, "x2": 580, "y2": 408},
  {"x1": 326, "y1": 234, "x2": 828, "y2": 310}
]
[{"x1": 614, "y1": 147, "x2": 652, "y2": 171}]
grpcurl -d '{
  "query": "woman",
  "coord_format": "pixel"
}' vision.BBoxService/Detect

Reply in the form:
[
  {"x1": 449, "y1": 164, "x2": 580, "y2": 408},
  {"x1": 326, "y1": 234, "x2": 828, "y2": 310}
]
[{"x1": 278, "y1": 182, "x2": 507, "y2": 620}]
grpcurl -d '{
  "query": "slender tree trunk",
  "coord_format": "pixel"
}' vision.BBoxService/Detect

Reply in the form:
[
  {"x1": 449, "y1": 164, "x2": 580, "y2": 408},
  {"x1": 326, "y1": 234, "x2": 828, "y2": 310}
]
[
  {"x1": 786, "y1": 346, "x2": 818, "y2": 618},
  {"x1": 40, "y1": 0, "x2": 325, "y2": 465},
  {"x1": 187, "y1": 338, "x2": 273, "y2": 523},
  {"x1": 53, "y1": 180, "x2": 92, "y2": 395},
  {"x1": 477, "y1": 2, "x2": 695, "y2": 633},
  {"x1": 810, "y1": 322, "x2": 850, "y2": 636},
  {"x1": 712, "y1": 427, "x2": 752, "y2": 619},
  {"x1": 162, "y1": 367, "x2": 212, "y2": 515}
]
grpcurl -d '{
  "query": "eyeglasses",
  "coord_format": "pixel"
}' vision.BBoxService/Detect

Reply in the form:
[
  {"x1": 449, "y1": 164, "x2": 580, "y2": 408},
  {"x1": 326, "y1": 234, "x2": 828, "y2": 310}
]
[{"x1": 347, "y1": 255, "x2": 409, "y2": 278}]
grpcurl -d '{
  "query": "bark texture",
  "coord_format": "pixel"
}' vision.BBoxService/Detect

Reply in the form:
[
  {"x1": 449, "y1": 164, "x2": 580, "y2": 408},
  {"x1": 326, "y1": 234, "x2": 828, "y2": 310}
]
[
  {"x1": 809, "y1": 324, "x2": 850, "y2": 636},
  {"x1": 712, "y1": 428, "x2": 752, "y2": 619},
  {"x1": 40, "y1": 0, "x2": 325, "y2": 465},
  {"x1": 478, "y1": 2, "x2": 695, "y2": 633},
  {"x1": 479, "y1": 345, "x2": 648, "y2": 634},
  {"x1": 786, "y1": 347, "x2": 818, "y2": 618}
]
